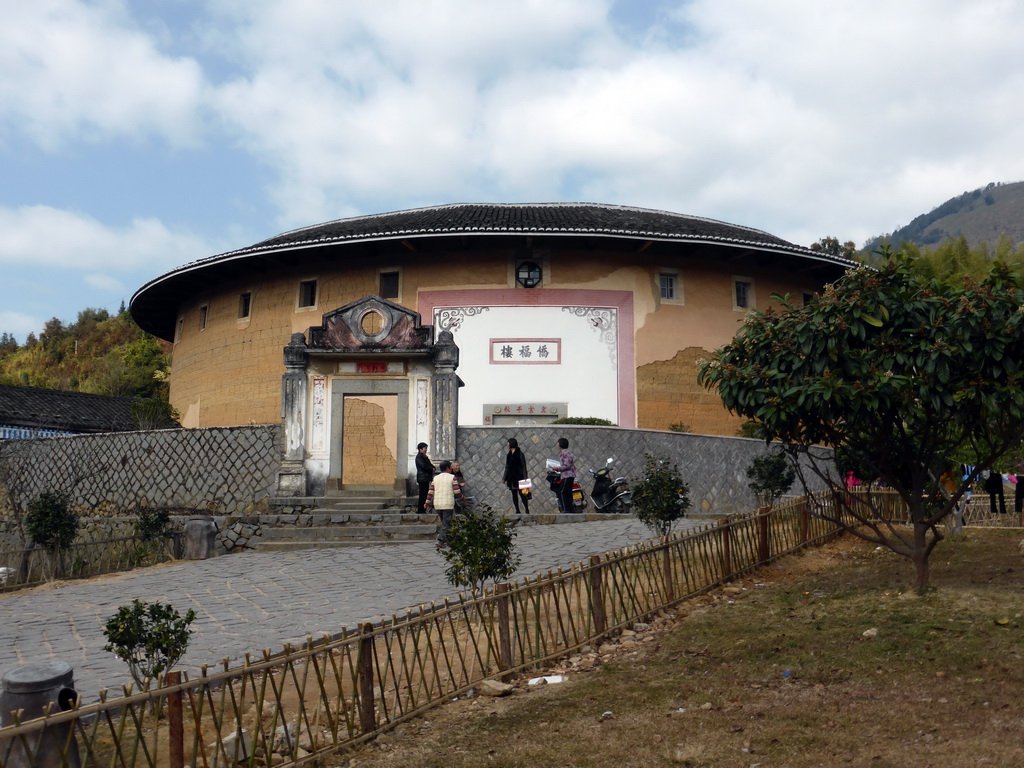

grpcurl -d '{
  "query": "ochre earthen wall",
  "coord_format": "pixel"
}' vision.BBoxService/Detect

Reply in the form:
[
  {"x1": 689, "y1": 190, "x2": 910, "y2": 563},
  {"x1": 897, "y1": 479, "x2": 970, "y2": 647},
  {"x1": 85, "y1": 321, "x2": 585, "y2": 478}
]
[
  {"x1": 165, "y1": 244, "x2": 828, "y2": 431},
  {"x1": 636, "y1": 347, "x2": 743, "y2": 436},
  {"x1": 168, "y1": 253, "x2": 513, "y2": 427}
]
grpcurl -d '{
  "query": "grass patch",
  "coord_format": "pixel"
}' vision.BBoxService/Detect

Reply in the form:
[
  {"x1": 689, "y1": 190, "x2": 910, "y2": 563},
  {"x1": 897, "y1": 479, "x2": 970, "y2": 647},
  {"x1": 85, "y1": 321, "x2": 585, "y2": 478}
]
[{"x1": 338, "y1": 530, "x2": 1024, "y2": 768}]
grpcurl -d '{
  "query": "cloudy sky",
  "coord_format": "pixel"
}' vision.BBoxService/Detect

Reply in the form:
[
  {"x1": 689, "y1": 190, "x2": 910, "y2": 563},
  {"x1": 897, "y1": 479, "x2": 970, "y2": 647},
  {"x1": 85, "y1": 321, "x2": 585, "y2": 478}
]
[{"x1": 2, "y1": 0, "x2": 1023, "y2": 341}]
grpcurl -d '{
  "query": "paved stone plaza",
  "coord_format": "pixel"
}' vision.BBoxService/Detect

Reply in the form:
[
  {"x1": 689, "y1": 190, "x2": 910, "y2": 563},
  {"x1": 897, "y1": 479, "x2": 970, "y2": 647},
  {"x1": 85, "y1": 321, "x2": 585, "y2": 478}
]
[{"x1": 0, "y1": 517, "x2": 708, "y2": 699}]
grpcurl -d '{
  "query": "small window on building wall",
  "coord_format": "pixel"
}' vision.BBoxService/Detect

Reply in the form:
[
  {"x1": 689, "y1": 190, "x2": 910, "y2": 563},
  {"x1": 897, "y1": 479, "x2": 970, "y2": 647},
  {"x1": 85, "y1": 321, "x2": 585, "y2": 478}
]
[
  {"x1": 733, "y1": 277, "x2": 754, "y2": 310},
  {"x1": 379, "y1": 270, "x2": 400, "y2": 299},
  {"x1": 199, "y1": 305, "x2": 208, "y2": 331},
  {"x1": 175, "y1": 317, "x2": 183, "y2": 343},
  {"x1": 659, "y1": 273, "x2": 676, "y2": 300},
  {"x1": 298, "y1": 280, "x2": 317, "y2": 308},
  {"x1": 658, "y1": 271, "x2": 683, "y2": 303},
  {"x1": 238, "y1": 292, "x2": 252, "y2": 319}
]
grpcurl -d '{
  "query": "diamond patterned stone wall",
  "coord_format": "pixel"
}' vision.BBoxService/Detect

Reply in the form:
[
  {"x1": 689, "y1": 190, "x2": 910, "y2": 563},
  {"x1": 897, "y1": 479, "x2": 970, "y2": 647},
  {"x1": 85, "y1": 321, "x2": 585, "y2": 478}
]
[
  {"x1": 0, "y1": 425, "x2": 282, "y2": 519},
  {"x1": 456, "y1": 426, "x2": 829, "y2": 516},
  {"x1": 0, "y1": 422, "x2": 827, "y2": 527}
]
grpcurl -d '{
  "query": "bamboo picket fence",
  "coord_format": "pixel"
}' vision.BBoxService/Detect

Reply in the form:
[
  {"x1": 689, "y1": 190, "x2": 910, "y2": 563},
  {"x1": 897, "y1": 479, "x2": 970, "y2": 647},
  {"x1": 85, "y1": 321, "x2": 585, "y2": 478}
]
[
  {"x1": 0, "y1": 534, "x2": 182, "y2": 594},
  {"x1": 0, "y1": 493, "x2": 884, "y2": 768}
]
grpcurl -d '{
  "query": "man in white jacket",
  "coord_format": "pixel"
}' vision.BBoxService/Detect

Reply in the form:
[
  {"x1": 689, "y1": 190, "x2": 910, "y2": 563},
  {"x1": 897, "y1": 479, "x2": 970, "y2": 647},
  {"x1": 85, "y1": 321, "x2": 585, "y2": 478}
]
[{"x1": 425, "y1": 460, "x2": 462, "y2": 548}]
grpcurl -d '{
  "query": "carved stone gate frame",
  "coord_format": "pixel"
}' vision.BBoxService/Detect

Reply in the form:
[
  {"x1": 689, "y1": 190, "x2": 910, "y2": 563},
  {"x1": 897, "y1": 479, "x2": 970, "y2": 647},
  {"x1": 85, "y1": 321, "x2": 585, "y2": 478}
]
[{"x1": 276, "y1": 295, "x2": 460, "y2": 498}]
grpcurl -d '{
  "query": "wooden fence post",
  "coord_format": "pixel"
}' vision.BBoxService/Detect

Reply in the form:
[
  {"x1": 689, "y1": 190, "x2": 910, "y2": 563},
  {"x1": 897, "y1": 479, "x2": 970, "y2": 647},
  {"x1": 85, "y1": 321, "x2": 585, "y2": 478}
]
[
  {"x1": 799, "y1": 497, "x2": 809, "y2": 544},
  {"x1": 496, "y1": 582, "x2": 513, "y2": 681},
  {"x1": 589, "y1": 554, "x2": 606, "y2": 636},
  {"x1": 757, "y1": 507, "x2": 770, "y2": 564},
  {"x1": 357, "y1": 623, "x2": 376, "y2": 735},
  {"x1": 662, "y1": 538, "x2": 675, "y2": 604},
  {"x1": 167, "y1": 671, "x2": 183, "y2": 768},
  {"x1": 719, "y1": 517, "x2": 732, "y2": 581}
]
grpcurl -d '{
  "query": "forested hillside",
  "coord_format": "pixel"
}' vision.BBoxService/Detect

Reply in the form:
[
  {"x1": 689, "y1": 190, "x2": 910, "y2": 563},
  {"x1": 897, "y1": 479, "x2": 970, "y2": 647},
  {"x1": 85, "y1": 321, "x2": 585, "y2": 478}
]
[
  {"x1": 0, "y1": 308, "x2": 171, "y2": 400},
  {"x1": 867, "y1": 180, "x2": 1024, "y2": 249}
]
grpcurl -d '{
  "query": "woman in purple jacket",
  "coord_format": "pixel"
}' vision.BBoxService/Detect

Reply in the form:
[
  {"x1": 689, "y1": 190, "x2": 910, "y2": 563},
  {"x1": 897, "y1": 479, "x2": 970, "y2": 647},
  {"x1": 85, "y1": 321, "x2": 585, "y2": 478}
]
[{"x1": 553, "y1": 437, "x2": 577, "y2": 514}]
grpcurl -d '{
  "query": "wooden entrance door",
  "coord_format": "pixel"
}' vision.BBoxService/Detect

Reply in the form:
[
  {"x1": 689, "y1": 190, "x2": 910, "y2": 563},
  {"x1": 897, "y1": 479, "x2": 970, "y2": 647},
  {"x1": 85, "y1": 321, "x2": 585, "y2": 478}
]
[{"x1": 340, "y1": 394, "x2": 398, "y2": 487}]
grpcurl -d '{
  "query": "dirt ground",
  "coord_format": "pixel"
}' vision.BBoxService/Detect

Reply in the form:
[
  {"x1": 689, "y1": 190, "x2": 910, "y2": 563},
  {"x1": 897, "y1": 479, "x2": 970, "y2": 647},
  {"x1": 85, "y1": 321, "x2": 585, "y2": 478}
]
[{"x1": 331, "y1": 531, "x2": 1024, "y2": 768}]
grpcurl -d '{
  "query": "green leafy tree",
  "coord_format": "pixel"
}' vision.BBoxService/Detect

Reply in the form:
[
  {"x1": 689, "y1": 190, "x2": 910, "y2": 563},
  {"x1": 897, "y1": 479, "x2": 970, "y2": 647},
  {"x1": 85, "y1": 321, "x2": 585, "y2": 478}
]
[
  {"x1": 24, "y1": 491, "x2": 78, "y2": 580},
  {"x1": 746, "y1": 451, "x2": 796, "y2": 507},
  {"x1": 698, "y1": 251, "x2": 1024, "y2": 589},
  {"x1": 129, "y1": 506, "x2": 175, "y2": 566},
  {"x1": 440, "y1": 506, "x2": 521, "y2": 593},
  {"x1": 736, "y1": 419, "x2": 765, "y2": 439},
  {"x1": 810, "y1": 236, "x2": 861, "y2": 261},
  {"x1": 130, "y1": 398, "x2": 181, "y2": 430},
  {"x1": 134, "y1": 508, "x2": 173, "y2": 542},
  {"x1": 0, "y1": 308, "x2": 171, "y2": 398},
  {"x1": 630, "y1": 453, "x2": 691, "y2": 537},
  {"x1": 103, "y1": 600, "x2": 197, "y2": 687}
]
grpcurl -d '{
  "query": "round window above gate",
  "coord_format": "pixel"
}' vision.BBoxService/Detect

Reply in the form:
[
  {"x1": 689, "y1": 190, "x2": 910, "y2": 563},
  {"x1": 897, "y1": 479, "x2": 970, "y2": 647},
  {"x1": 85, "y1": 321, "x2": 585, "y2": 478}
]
[{"x1": 360, "y1": 309, "x2": 385, "y2": 337}]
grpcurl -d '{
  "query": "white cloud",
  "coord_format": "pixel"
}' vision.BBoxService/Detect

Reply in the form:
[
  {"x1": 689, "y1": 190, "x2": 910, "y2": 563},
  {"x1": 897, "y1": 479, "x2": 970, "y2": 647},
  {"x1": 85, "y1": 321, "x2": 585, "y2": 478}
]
[
  {"x1": 203, "y1": 0, "x2": 1024, "y2": 245},
  {"x1": 0, "y1": 311, "x2": 42, "y2": 341},
  {"x1": 209, "y1": 0, "x2": 622, "y2": 224},
  {"x1": 0, "y1": 0, "x2": 207, "y2": 150},
  {"x1": 83, "y1": 273, "x2": 127, "y2": 294},
  {"x1": 0, "y1": 205, "x2": 213, "y2": 274},
  {"x1": 3, "y1": 0, "x2": 1024, "y2": 286}
]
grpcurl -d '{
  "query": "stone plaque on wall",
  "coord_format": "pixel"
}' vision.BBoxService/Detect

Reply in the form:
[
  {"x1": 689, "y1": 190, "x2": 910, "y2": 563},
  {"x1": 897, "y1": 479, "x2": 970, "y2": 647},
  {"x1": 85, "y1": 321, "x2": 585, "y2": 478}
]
[{"x1": 483, "y1": 402, "x2": 567, "y2": 425}]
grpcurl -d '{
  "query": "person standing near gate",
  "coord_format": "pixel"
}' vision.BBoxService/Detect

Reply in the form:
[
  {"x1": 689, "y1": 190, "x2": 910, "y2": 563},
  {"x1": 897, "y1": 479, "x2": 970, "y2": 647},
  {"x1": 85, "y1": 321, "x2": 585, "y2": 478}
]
[
  {"x1": 415, "y1": 442, "x2": 435, "y2": 513},
  {"x1": 502, "y1": 437, "x2": 530, "y2": 514},
  {"x1": 552, "y1": 437, "x2": 577, "y2": 514},
  {"x1": 425, "y1": 460, "x2": 462, "y2": 547}
]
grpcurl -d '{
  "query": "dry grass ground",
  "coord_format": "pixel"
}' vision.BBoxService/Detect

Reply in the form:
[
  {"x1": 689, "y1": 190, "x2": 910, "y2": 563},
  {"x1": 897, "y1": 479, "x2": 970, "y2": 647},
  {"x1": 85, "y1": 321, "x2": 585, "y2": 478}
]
[{"x1": 335, "y1": 529, "x2": 1024, "y2": 768}]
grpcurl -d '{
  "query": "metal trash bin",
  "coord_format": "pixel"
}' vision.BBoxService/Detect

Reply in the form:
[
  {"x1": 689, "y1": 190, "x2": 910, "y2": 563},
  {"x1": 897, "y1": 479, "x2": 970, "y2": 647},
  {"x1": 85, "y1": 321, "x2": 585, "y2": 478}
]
[
  {"x1": 183, "y1": 514, "x2": 218, "y2": 559},
  {"x1": 0, "y1": 661, "x2": 80, "y2": 768}
]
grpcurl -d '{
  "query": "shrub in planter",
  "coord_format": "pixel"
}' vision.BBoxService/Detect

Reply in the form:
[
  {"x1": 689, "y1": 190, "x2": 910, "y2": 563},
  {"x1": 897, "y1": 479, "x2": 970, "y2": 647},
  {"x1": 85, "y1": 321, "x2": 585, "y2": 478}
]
[
  {"x1": 746, "y1": 451, "x2": 796, "y2": 508},
  {"x1": 631, "y1": 453, "x2": 691, "y2": 537},
  {"x1": 103, "y1": 599, "x2": 197, "y2": 688},
  {"x1": 440, "y1": 506, "x2": 521, "y2": 593},
  {"x1": 25, "y1": 491, "x2": 78, "y2": 580}
]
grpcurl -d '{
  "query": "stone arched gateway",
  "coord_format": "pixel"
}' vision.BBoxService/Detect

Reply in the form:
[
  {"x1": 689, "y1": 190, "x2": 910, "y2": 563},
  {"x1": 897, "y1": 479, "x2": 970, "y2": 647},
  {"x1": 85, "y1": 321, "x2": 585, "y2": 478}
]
[{"x1": 276, "y1": 295, "x2": 460, "y2": 498}]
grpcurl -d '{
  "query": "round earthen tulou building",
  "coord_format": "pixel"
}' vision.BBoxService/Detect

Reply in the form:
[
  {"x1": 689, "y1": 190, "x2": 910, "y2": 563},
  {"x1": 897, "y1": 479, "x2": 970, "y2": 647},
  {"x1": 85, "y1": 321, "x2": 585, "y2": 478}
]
[{"x1": 130, "y1": 202, "x2": 854, "y2": 495}]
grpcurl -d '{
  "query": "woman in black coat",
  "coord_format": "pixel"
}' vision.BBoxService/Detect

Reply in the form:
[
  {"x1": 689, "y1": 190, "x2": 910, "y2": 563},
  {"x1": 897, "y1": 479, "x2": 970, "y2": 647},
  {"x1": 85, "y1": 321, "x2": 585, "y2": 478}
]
[{"x1": 502, "y1": 437, "x2": 530, "y2": 514}]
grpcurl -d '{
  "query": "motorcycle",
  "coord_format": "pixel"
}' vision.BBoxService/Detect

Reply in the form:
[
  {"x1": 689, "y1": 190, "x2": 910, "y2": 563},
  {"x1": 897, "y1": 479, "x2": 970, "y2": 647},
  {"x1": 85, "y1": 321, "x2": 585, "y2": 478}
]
[
  {"x1": 589, "y1": 457, "x2": 631, "y2": 513},
  {"x1": 545, "y1": 470, "x2": 587, "y2": 512}
]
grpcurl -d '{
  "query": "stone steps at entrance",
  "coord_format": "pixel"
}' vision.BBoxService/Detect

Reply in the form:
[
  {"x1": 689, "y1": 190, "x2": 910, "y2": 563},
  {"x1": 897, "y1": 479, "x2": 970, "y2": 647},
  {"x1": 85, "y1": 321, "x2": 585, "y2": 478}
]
[
  {"x1": 255, "y1": 510, "x2": 633, "y2": 551},
  {"x1": 269, "y1": 495, "x2": 416, "y2": 512}
]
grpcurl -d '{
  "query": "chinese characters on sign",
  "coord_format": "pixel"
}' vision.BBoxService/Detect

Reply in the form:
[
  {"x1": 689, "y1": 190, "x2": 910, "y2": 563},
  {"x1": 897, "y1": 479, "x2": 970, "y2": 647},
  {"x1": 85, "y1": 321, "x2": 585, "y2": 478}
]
[
  {"x1": 482, "y1": 402, "x2": 565, "y2": 425},
  {"x1": 490, "y1": 338, "x2": 561, "y2": 364}
]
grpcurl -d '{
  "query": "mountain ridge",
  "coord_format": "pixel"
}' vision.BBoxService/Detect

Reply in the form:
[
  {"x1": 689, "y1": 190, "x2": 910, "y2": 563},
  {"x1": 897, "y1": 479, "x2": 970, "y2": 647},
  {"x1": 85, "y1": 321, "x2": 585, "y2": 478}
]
[{"x1": 867, "y1": 180, "x2": 1024, "y2": 250}]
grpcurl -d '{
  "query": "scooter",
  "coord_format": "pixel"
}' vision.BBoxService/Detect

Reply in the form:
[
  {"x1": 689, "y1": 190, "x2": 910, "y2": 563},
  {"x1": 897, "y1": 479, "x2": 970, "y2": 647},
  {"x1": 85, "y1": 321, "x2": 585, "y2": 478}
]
[
  {"x1": 546, "y1": 470, "x2": 588, "y2": 512},
  {"x1": 589, "y1": 458, "x2": 631, "y2": 513}
]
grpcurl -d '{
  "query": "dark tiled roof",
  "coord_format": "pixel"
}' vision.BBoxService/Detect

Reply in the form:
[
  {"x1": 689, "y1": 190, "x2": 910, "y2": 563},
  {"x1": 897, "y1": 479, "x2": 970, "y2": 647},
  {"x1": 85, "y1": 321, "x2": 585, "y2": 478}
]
[
  {"x1": 185, "y1": 203, "x2": 837, "y2": 267},
  {"x1": 131, "y1": 203, "x2": 858, "y2": 339},
  {"x1": 250, "y1": 202, "x2": 800, "y2": 251},
  {"x1": 0, "y1": 385, "x2": 139, "y2": 434}
]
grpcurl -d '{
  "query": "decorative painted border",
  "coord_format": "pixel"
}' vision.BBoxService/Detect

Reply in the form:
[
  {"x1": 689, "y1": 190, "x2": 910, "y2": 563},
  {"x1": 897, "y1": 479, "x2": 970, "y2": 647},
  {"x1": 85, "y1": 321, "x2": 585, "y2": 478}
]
[
  {"x1": 419, "y1": 289, "x2": 635, "y2": 427},
  {"x1": 310, "y1": 376, "x2": 327, "y2": 452}
]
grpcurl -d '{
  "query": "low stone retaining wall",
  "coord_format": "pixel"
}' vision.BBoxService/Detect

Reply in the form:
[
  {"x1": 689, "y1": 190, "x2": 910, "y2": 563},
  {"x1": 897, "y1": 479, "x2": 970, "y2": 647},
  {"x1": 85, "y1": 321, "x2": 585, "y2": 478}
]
[
  {"x1": 0, "y1": 423, "x2": 827, "y2": 544},
  {"x1": 0, "y1": 425, "x2": 282, "y2": 519},
  {"x1": 456, "y1": 426, "x2": 828, "y2": 515},
  {"x1": 0, "y1": 514, "x2": 264, "y2": 556}
]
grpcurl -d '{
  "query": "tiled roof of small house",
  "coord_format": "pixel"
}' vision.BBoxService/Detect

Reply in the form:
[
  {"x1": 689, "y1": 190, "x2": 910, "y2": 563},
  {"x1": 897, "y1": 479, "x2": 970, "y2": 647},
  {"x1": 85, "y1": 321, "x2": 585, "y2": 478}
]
[
  {"x1": 0, "y1": 384, "x2": 139, "y2": 434},
  {"x1": 131, "y1": 203, "x2": 858, "y2": 339}
]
